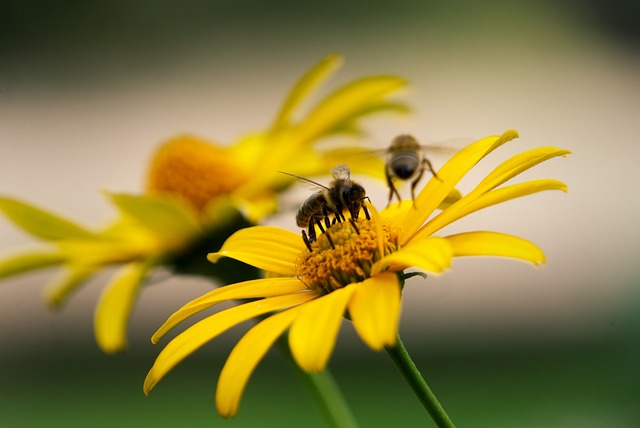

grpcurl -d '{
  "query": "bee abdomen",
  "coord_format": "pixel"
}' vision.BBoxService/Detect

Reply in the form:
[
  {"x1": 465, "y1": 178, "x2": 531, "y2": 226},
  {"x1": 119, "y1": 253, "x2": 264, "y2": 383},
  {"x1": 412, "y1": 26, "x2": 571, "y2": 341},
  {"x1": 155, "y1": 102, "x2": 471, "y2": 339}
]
[
  {"x1": 296, "y1": 192, "x2": 326, "y2": 227},
  {"x1": 390, "y1": 151, "x2": 420, "y2": 179}
]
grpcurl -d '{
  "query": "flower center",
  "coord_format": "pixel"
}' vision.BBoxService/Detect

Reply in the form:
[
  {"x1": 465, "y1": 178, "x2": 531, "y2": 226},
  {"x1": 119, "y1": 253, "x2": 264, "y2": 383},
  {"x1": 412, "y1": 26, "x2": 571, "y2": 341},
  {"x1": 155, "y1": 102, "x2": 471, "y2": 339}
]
[
  {"x1": 146, "y1": 136, "x2": 250, "y2": 212},
  {"x1": 295, "y1": 218, "x2": 399, "y2": 295}
]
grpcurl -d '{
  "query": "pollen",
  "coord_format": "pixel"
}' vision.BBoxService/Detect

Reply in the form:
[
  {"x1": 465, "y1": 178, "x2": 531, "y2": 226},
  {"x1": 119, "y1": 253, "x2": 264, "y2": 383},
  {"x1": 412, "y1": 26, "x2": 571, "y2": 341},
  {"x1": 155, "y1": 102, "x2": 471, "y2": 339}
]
[
  {"x1": 146, "y1": 136, "x2": 250, "y2": 212},
  {"x1": 296, "y1": 218, "x2": 400, "y2": 295}
]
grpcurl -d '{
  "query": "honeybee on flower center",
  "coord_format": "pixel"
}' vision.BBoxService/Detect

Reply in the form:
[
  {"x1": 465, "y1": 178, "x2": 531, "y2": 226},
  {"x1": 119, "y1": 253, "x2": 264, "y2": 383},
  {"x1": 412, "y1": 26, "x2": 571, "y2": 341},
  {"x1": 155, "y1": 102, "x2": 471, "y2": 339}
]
[{"x1": 281, "y1": 164, "x2": 370, "y2": 251}]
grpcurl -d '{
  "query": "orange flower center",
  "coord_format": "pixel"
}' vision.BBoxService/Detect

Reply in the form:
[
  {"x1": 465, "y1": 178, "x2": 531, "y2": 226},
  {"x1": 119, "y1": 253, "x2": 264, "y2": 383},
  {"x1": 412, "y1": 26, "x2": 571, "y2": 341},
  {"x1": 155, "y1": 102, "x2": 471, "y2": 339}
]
[
  {"x1": 295, "y1": 218, "x2": 399, "y2": 295},
  {"x1": 146, "y1": 136, "x2": 250, "y2": 212}
]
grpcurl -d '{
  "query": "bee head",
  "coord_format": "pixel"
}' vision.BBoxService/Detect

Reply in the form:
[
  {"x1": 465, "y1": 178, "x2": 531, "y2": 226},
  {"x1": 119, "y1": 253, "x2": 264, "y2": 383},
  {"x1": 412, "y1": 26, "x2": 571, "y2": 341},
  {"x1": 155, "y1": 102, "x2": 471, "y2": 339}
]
[{"x1": 342, "y1": 184, "x2": 366, "y2": 219}]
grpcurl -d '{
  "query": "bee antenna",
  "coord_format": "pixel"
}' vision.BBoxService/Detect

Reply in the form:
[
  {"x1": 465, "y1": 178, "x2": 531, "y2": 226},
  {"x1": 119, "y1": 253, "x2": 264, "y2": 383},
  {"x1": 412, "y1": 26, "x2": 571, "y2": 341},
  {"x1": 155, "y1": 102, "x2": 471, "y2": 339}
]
[{"x1": 277, "y1": 171, "x2": 331, "y2": 190}]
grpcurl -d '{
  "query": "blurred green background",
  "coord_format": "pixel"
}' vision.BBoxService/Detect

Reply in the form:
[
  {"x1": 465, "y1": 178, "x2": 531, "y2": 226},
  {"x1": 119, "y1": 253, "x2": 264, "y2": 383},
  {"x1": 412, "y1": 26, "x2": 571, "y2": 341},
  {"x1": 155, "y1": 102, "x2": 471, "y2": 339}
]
[{"x1": 1, "y1": 0, "x2": 639, "y2": 426}]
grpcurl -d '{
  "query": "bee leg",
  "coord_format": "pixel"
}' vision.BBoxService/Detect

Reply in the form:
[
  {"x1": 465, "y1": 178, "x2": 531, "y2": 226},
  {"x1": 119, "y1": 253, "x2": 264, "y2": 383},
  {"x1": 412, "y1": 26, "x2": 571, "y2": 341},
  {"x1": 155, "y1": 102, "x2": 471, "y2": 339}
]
[
  {"x1": 362, "y1": 204, "x2": 371, "y2": 221},
  {"x1": 315, "y1": 218, "x2": 335, "y2": 249},
  {"x1": 409, "y1": 161, "x2": 427, "y2": 203},
  {"x1": 321, "y1": 204, "x2": 332, "y2": 229},
  {"x1": 349, "y1": 218, "x2": 360, "y2": 235},
  {"x1": 301, "y1": 230, "x2": 312, "y2": 252},
  {"x1": 386, "y1": 167, "x2": 402, "y2": 207},
  {"x1": 314, "y1": 217, "x2": 326, "y2": 235},
  {"x1": 424, "y1": 157, "x2": 441, "y2": 181},
  {"x1": 325, "y1": 229, "x2": 335, "y2": 249},
  {"x1": 307, "y1": 221, "x2": 318, "y2": 243}
]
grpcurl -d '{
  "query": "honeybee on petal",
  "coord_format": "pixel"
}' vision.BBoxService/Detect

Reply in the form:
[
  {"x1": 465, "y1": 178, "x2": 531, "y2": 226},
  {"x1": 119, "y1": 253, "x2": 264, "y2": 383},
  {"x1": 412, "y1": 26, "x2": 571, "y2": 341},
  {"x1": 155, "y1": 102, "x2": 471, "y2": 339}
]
[{"x1": 281, "y1": 164, "x2": 369, "y2": 251}]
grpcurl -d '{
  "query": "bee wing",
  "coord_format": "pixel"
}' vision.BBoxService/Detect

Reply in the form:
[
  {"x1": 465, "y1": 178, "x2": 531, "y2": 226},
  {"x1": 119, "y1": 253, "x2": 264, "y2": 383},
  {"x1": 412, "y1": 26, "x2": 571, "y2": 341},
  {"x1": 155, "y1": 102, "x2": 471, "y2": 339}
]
[
  {"x1": 278, "y1": 171, "x2": 330, "y2": 191},
  {"x1": 418, "y1": 138, "x2": 472, "y2": 156},
  {"x1": 330, "y1": 164, "x2": 351, "y2": 181}
]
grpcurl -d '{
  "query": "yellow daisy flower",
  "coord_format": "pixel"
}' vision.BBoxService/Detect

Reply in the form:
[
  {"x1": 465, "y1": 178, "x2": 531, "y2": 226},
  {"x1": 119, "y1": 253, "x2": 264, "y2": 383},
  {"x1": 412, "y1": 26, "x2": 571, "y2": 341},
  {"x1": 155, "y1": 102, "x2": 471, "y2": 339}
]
[
  {"x1": 144, "y1": 129, "x2": 570, "y2": 417},
  {"x1": 0, "y1": 54, "x2": 408, "y2": 354}
]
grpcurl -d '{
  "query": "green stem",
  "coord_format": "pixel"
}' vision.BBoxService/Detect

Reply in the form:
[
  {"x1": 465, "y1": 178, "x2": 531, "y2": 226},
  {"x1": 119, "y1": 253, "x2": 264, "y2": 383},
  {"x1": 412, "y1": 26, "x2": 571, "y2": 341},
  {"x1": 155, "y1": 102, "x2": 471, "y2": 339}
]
[
  {"x1": 277, "y1": 336, "x2": 359, "y2": 428},
  {"x1": 385, "y1": 335, "x2": 455, "y2": 428}
]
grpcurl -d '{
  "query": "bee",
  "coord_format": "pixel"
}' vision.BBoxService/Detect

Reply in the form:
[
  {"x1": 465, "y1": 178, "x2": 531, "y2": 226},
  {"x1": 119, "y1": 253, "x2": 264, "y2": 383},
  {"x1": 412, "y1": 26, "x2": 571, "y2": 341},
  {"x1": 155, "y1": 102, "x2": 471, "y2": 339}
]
[
  {"x1": 281, "y1": 164, "x2": 369, "y2": 251},
  {"x1": 384, "y1": 134, "x2": 442, "y2": 206}
]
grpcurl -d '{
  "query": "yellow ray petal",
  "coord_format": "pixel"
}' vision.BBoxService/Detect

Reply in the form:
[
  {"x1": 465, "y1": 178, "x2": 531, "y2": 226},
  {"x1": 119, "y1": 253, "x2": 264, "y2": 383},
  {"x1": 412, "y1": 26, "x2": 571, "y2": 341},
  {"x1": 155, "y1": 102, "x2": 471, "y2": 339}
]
[
  {"x1": 348, "y1": 273, "x2": 401, "y2": 350},
  {"x1": 470, "y1": 147, "x2": 571, "y2": 198},
  {"x1": 94, "y1": 261, "x2": 151, "y2": 354},
  {"x1": 0, "y1": 196, "x2": 95, "y2": 241},
  {"x1": 144, "y1": 292, "x2": 316, "y2": 395},
  {"x1": 380, "y1": 200, "x2": 413, "y2": 226},
  {"x1": 270, "y1": 53, "x2": 343, "y2": 133},
  {"x1": 296, "y1": 75, "x2": 409, "y2": 144},
  {"x1": 372, "y1": 237, "x2": 452, "y2": 276},
  {"x1": 208, "y1": 226, "x2": 305, "y2": 275},
  {"x1": 319, "y1": 146, "x2": 387, "y2": 180},
  {"x1": 152, "y1": 277, "x2": 309, "y2": 343},
  {"x1": 0, "y1": 251, "x2": 65, "y2": 279},
  {"x1": 439, "y1": 188, "x2": 463, "y2": 210},
  {"x1": 446, "y1": 231, "x2": 545, "y2": 265},
  {"x1": 44, "y1": 264, "x2": 97, "y2": 308},
  {"x1": 55, "y1": 239, "x2": 152, "y2": 265},
  {"x1": 380, "y1": 188, "x2": 462, "y2": 225},
  {"x1": 289, "y1": 285, "x2": 356, "y2": 372},
  {"x1": 417, "y1": 179, "x2": 568, "y2": 238},
  {"x1": 107, "y1": 192, "x2": 201, "y2": 243},
  {"x1": 400, "y1": 130, "x2": 519, "y2": 244},
  {"x1": 216, "y1": 306, "x2": 305, "y2": 417}
]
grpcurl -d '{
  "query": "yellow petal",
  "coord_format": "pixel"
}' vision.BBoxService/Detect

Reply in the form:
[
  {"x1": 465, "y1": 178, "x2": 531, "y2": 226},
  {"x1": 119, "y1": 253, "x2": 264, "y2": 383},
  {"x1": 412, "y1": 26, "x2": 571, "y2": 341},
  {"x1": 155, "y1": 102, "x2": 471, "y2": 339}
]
[
  {"x1": 289, "y1": 285, "x2": 356, "y2": 372},
  {"x1": 318, "y1": 146, "x2": 387, "y2": 180},
  {"x1": 380, "y1": 200, "x2": 413, "y2": 224},
  {"x1": 216, "y1": 306, "x2": 305, "y2": 417},
  {"x1": 152, "y1": 277, "x2": 309, "y2": 343},
  {"x1": 208, "y1": 226, "x2": 305, "y2": 275},
  {"x1": 380, "y1": 188, "x2": 461, "y2": 224},
  {"x1": 372, "y1": 237, "x2": 452, "y2": 276},
  {"x1": 296, "y1": 75, "x2": 409, "y2": 144},
  {"x1": 438, "y1": 188, "x2": 463, "y2": 210},
  {"x1": 107, "y1": 192, "x2": 201, "y2": 244},
  {"x1": 0, "y1": 251, "x2": 65, "y2": 279},
  {"x1": 470, "y1": 147, "x2": 571, "y2": 198},
  {"x1": 55, "y1": 239, "x2": 151, "y2": 265},
  {"x1": 44, "y1": 264, "x2": 97, "y2": 308},
  {"x1": 144, "y1": 292, "x2": 316, "y2": 395},
  {"x1": 446, "y1": 231, "x2": 545, "y2": 265},
  {"x1": 400, "y1": 130, "x2": 519, "y2": 244},
  {"x1": 94, "y1": 261, "x2": 151, "y2": 354},
  {"x1": 0, "y1": 196, "x2": 95, "y2": 240},
  {"x1": 270, "y1": 53, "x2": 343, "y2": 132},
  {"x1": 348, "y1": 273, "x2": 401, "y2": 350},
  {"x1": 417, "y1": 179, "x2": 568, "y2": 238}
]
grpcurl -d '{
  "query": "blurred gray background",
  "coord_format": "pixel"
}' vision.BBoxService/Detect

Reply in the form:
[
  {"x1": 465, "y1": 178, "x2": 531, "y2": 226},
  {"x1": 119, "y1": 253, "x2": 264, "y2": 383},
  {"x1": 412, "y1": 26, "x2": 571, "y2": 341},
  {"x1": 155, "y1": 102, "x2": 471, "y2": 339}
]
[{"x1": 1, "y1": 1, "x2": 639, "y2": 426}]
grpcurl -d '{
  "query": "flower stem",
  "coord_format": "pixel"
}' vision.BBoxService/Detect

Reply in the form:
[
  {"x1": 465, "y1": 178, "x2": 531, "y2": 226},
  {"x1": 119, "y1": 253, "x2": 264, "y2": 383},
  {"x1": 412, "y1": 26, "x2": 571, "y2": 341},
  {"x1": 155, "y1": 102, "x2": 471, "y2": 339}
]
[
  {"x1": 277, "y1": 336, "x2": 359, "y2": 428},
  {"x1": 384, "y1": 335, "x2": 455, "y2": 428},
  {"x1": 302, "y1": 369, "x2": 359, "y2": 428}
]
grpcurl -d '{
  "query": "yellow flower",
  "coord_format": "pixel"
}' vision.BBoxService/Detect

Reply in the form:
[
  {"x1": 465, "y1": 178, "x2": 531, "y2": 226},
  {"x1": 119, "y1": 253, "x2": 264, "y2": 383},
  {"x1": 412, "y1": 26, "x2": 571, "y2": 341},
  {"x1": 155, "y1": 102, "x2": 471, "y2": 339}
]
[
  {"x1": 144, "y1": 130, "x2": 570, "y2": 417},
  {"x1": 0, "y1": 54, "x2": 408, "y2": 354},
  {"x1": 145, "y1": 53, "x2": 407, "y2": 224}
]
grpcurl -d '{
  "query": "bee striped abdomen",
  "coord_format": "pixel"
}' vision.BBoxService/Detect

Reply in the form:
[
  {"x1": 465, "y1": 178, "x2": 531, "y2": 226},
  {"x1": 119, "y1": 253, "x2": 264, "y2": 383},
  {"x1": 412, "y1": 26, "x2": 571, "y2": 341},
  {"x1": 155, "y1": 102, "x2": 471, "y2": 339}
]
[{"x1": 389, "y1": 151, "x2": 419, "y2": 179}]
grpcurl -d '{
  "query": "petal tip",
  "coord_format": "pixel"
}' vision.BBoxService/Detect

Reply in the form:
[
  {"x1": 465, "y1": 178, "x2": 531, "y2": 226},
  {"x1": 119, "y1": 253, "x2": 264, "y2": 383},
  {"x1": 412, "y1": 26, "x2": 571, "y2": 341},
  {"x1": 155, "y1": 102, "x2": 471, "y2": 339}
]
[
  {"x1": 207, "y1": 252, "x2": 223, "y2": 263},
  {"x1": 501, "y1": 129, "x2": 519, "y2": 142},
  {"x1": 143, "y1": 373, "x2": 157, "y2": 396}
]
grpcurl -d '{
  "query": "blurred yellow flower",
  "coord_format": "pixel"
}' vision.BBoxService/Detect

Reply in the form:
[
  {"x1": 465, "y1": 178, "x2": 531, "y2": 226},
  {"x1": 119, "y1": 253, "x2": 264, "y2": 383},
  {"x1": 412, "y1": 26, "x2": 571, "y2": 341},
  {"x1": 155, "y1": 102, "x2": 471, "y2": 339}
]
[
  {"x1": 0, "y1": 54, "x2": 408, "y2": 354},
  {"x1": 144, "y1": 130, "x2": 570, "y2": 417}
]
